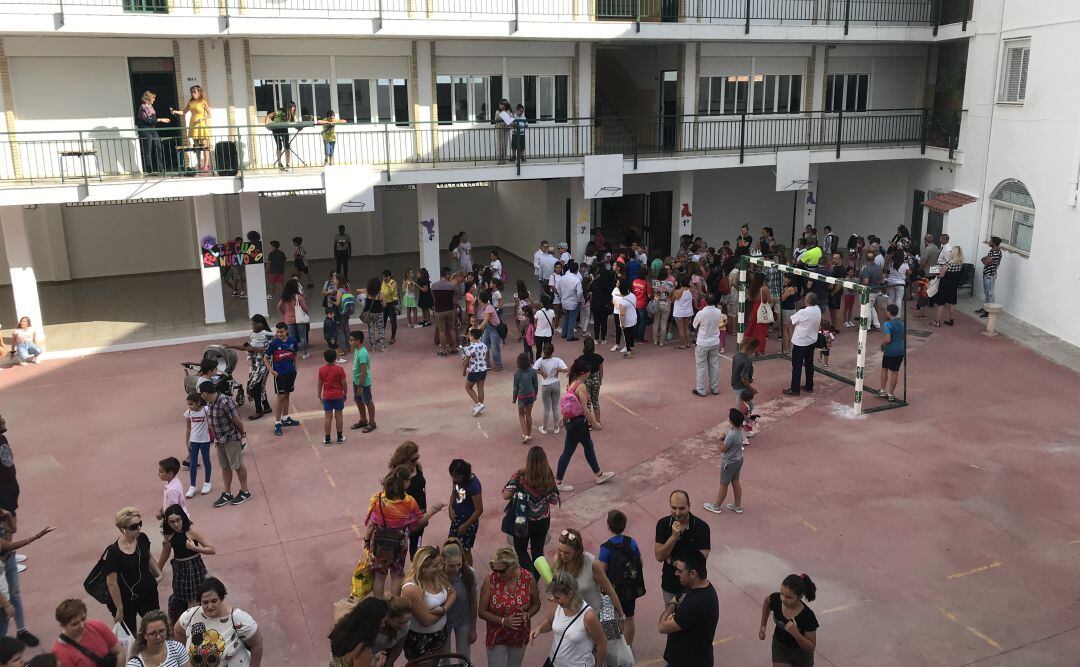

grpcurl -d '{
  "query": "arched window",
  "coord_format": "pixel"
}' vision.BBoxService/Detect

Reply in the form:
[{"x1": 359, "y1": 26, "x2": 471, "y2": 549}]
[{"x1": 989, "y1": 180, "x2": 1034, "y2": 254}]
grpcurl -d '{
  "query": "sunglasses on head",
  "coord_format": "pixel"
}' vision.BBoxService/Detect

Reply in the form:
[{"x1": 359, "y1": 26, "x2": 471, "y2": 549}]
[{"x1": 127, "y1": 522, "x2": 142, "y2": 531}]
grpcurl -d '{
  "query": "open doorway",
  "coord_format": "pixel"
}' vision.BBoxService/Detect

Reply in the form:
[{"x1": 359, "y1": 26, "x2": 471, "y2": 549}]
[{"x1": 128, "y1": 57, "x2": 181, "y2": 172}]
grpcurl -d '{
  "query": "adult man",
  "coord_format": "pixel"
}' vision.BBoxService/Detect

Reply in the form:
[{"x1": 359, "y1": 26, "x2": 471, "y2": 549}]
[
  {"x1": 533, "y1": 240, "x2": 550, "y2": 294},
  {"x1": 538, "y1": 247, "x2": 557, "y2": 296},
  {"x1": 731, "y1": 337, "x2": 757, "y2": 407},
  {"x1": 557, "y1": 241, "x2": 571, "y2": 265},
  {"x1": 456, "y1": 231, "x2": 473, "y2": 273},
  {"x1": 919, "y1": 234, "x2": 939, "y2": 277},
  {"x1": 659, "y1": 549, "x2": 719, "y2": 667},
  {"x1": 822, "y1": 225, "x2": 837, "y2": 258},
  {"x1": 860, "y1": 249, "x2": 885, "y2": 329},
  {"x1": 797, "y1": 236, "x2": 822, "y2": 269},
  {"x1": 783, "y1": 292, "x2": 821, "y2": 397},
  {"x1": 691, "y1": 294, "x2": 725, "y2": 397},
  {"x1": 978, "y1": 236, "x2": 1003, "y2": 317},
  {"x1": 431, "y1": 267, "x2": 458, "y2": 357},
  {"x1": 332, "y1": 225, "x2": 351, "y2": 279},
  {"x1": 200, "y1": 382, "x2": 251, "y2": 507},
  {"x1": 655, "y1": 490, "x2": 711, "y2": 603},
  {"x1": 880, "y1": 304, "x2": 905, "y2": 401},
  {"x1": 557, "y1": 261, "x2": 583, "y2": 341}
]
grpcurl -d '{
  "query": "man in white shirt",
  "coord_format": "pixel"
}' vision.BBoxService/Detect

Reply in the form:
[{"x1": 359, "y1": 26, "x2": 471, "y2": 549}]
[
  {"x1": 538, "y1": 249, "x2": 557, "y2": 297},
  {"x1": 558, "y1": 242, "x2": 571, "y2": 265},
  {"x1": 691, "y1": 294, "x2": 726, "y2": 396},
  {"x1": 783, "y1": 293, "x2": 822, "y2": 396},
  {"x1": 533, "y1": 240, "x2": 550, "y2": 293},
  {"x1": 556, "y1": 262, "x2": 584, "y2": 341}
]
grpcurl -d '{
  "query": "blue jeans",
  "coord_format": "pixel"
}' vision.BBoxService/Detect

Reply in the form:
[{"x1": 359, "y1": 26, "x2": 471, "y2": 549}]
[
  {"x1": 188, "y1": 441, "x2": 212, "y2": 486},
  {"x1": 0, "y1": 553, "x2": 26, "y2": 635},
  {"x1": 482, "y1": 324, "x2": 502, "y2": 369},
  {"x1": 562, "y1": 307, "x2": 579, "y2": 340},
  {"x1": 14, "y1": 343, "x2": 41, "y2": 362},
  {"x1": 982, "y1": 274, "x2": 996, "y2": 304},
  {"x1": 287, "y1": 323, "x2": 309, "y2": 352}
]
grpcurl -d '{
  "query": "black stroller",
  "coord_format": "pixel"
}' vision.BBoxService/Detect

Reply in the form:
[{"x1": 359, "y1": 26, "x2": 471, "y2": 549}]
[{"x1": 181, "y1": 344, "x2": 246, "y2": 406}]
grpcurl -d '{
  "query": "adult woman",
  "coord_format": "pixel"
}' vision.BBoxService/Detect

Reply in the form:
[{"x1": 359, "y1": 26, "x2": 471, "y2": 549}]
[
  {"x1": 932, "y1": 246, "x2": 964, "y2": 327},
  {"x1": 102, "y1": 507, "x2": 161, "y2": 634},
  {"x1": 380, "y1": 269, "x2": 400, "y2": 345},
  {"x1": 50, "y1": 599, "x2": 125, "y2": 666},
  {"x1": 225, "y1": 315, "x2": 273, "y2": 419},
  {"x1": 364, "y1": 277, "x2": 387, "y2": 352},
  {"x1": 779, "y1": 274, "x2": 800, "y2": 351},
  {"x1": 136, "y1": 91, "x2": 171, "y2": 175},
  {"x1": 171, "y1": 85, "x2": 211, "y2": 172},
  {"x1": 388, "y1": 441, "x2": 430, "y2": 558},
  {"x1": 530, "y1": 570, "x2": 607, "y2": 667},
  {"x1": 157, "y1": 504, "x2": 214, "y2": 626},
  {"x1": 8, "y1": 317, "x2": 43, "y2": 365},
  {"x1": 551, "y1": 528, "x2": 628, "y2": 666},
  {"x1": 278, "y1": 279, "x2": 310, "y2": 360},
  {"x1": 503, "y1": 447, "x2": 560, "y2": 574},
  {"x1": 265, "y1": 101, "x2": 297, "y2": 171},
  {"x1": 590, "y1": 265, "x2": 615, "y2": 344},
  {"x1": 441, "y1": 538, "x2": 477, "y2": 661},
  {"x1": 650, "y1": 268, "x2": 674, "y2": 347},
  {"x1": 744, "y1": 272, "x2": 771, "y2": 356},
  {"x1": 365, "y1": 465, "x2": 444, "y2": 598},
  {"x1": 479, "y1": 547, "x2": 540, "y2": 667},
  {"x1": 478, "y1": 289, "x2": 503, "y2": 371},
  {"x1": 555, "y1": 359, "x2": 614, "y2": 492},
  {"x1": 671, "y1": 274, "x2": 694, "y2": 349},
  {"x1": 417, "y1": 267, "x2": 434, "y2": 328},
  {"x1": 759, "y1": 573, "x2": 818, "y2": 667},
  {"x1": 401, "y1": 546, "x2": 455, "y2": 660},
  {"x1": 329, "y1": 596, "x2": 411, "y2": 667},
  {"x1": 885, "y1": 248, "x2": 910, "y2": 309},
  {"x1": 175, "y1": 577, "x2": 262, "y2": 667},
  {"x1": 127, "y1": 610, "x2": 186, "y2": 667}
]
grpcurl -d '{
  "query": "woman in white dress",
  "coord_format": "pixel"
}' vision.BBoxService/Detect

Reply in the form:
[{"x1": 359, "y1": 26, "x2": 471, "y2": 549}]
[{"x1": 530, "y1": 570, "x2": 606, "y2": 667}]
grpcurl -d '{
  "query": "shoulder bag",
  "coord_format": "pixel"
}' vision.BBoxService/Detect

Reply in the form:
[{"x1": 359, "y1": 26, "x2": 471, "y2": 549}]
[
  {"x1": 542, "y1": 605, "x2": 589, "y2": 667},
  {"x1": 370, "y1": 495, "x2": 405, "y2": 564}
]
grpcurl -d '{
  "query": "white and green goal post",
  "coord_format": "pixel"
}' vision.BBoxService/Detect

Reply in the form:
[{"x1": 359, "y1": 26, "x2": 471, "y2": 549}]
[{"x1": 735, "y1": 255, "x2": 874, "y2": 417}]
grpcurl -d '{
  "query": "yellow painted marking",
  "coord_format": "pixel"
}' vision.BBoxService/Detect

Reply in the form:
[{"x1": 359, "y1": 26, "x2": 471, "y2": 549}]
[
  {"x1": 947, "y1": 561, "x2": 1002, "y2": 579},
  {"x1": 937, "y1": 608, "x2": 1001, "y2": 651}
]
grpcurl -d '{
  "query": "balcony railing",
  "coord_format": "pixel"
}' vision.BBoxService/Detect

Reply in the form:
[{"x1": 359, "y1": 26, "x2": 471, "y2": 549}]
[
  {"x1": 0, "y1": 109, "x2": 959, "y2": 187},
  {"x1": 0, "y1": 0, "x2": 971, "y2": 30}
]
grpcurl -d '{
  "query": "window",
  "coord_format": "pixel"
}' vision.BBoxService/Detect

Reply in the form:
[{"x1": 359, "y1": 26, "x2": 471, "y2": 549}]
[
  {"x1": 253, "y1": 79, "x2": 332, "y2": 121},
  {"x1": 436, "y1": 75, "x2": 495, "y2": 123},
  {"x1": 507, "y1": 75, "x2": 570, "y2": 122},
  {"x1": 825, "y1": 74, "x2": 869, "y2": 112},
  {"x1": 698, "y1": 75, "x2": 801, "y2": 115},
  {"x1": 990, "y1": 179, "x2": 1035, "y2": 253},
  {"x1": 336, "y1": 79, "x2": 372, "y2": 124},
  {"x1": 998, "y1": 39, "x2": 1030, "y2": 103}
]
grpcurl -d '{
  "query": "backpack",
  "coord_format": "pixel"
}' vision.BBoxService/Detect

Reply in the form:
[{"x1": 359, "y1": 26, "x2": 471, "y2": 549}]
[
  {"x1": 601, "y1": 537, "x2": 645, "y2": 601},
  {"x1": 448, "y1": 234, "x2": 461, "y2": 252},
  {"x1": 559, "y1": 382, "x2": 584, "y2": 420}
]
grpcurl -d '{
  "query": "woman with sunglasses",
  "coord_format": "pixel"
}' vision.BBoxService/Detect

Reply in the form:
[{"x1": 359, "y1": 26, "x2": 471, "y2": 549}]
[
  {"x1": 530, "y1": 570, "x2": 607, "y2": 667},
  {"x1": 127, "y1": 610, "x2": 186, "y2": 667},
  {"x1": 102, "y1": 507, "x2": 162, "y2": 635},
  {"x1": 552, "y1": 528, "x2": 630, "y2": 665},
  {"x1": 478, "y1": 547, "x2": 540, "y2": 667},
  {"x1": 157, "y1": 504, "x2": 215, "y2": 626}
]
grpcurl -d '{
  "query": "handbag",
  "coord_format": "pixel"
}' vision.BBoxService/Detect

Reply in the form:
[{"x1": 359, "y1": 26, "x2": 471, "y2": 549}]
[
  {"x1": 599, "y1": 594, "x2": 622, "y2": 640},
  {"x1": 542, "y1": 605, "x2": 589, "y2": 667},
  {"x1": 58, "y1": 633, "x2": 119, "y2": 667},
  {"x1": 757, "y1": 301, "x2": 775, "y2": 324},
  {"x1": 926, "y1": 276, "x2": 940, "y2": 298},
  {"x1": 370, "y1": 495, "x2": 405, "y2": 563}
]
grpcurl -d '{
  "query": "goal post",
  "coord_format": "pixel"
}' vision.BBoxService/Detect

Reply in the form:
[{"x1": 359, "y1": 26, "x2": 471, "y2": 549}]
[{"x1": 736, "y1": 255, "x2": 875, "y2": 416}]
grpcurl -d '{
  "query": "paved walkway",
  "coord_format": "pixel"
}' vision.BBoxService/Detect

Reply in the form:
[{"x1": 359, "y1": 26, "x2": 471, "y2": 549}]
[{"x1": 2, "y1": 306, "x2": 1079, "y2": 665}]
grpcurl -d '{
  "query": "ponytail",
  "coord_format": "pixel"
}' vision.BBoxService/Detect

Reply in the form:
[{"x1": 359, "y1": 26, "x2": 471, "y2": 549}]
[{"x1": 782, "y1": 573, "x2": 817, "y2": 602}]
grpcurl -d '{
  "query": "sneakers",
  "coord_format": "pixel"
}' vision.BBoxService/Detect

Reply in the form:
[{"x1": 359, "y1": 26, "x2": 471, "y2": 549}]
[
  {"x1": 231, "y1": 490, "x2": 252, "y2": 505},
  {"x1": 16, "y1": 630, "x2": 39, "y2": 648},
  {"x1": 283, "y1": 417, "x2": 301, "y2": 426},
  {"x1": 595, "y1": 471, "x2": 615, "y2": 484},
  {"x1": 538, "y1": 426, "x2": 549, "y2": 435},
  {"x1": 201, "y1": 482, "x2": 212, "y2": 495},
  {"x1": 556, "y1": 482, "x2": 575, "y2": 492},
  {"x1": 703, "y1": 502, "x2": 723, "y2": 514},
  {"x1": 274, "y1": 423, "x2": 283, "y2": 436},
  {"x1": 213, "y1": 492, "x2": 234, "y2": 508},
  {"x1": 185, "y1": 486, "x2": 198, "y2": 499},
  {"x1": 725, "y1": 504, "x2": 744, "y2": 513}
]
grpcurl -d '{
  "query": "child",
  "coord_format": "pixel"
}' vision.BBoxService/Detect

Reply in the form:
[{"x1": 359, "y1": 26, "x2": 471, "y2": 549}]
[
  {"x1": 264, "y1": 321, "x2": 301, "y2": 437},
  {"x1": 913, "y1": 269, "x2": 930, "y2": 320},
  {"x1": 183, "y1": 392, "x2": 213, "y2": 498},
  {"x1": 511, "y1": 104, "x2": 527, "y2": 162},
  {"x1": 512, "y1": 352, "x2": 538, "y2": 444},
  {"x1": 462, "y1": 328, "x2": 490, "y2": 416},
  {"x1": 350, "y1": 330, "x2": 376, "y2": 433},
  {"x1": 403, "y1": 269, "x2": 419, "y2": 328},
  {"x1": 323, "y1": 307, "x2": 338, "y2": 353},
  {"x1": 157, "y1": 457, "x2": 188, "y2": 519},
  {"x1": 292, "y1": 237, "x2": 312, "y2": 288},
  {"x1": 841, "y1": 266, "x2": 858, "y2": 327},
  {"x1": 447, "y1": 459, "x2": 483, "y2": 565},
  {"x1": 266, "y1": 240, "x2": 287, "y2": 301},
  {"x1": 316, "y1": 109, "x2": 346, "y2": 165},
  {"x1": 817, "y1": 323, "x2": 837, "y2": 368},
  {"x1": 704, "y1": 409, "x2": 746, "y2": 514},
  {"x1": 598, "y1": 509, "x2": 645, "y2": 646},
  {"x1": 317, "y1": 348, "x2": 348, "y2": 445},
  {"x1": 533, "y1": 342, "x2": 567, "y2": 435}
]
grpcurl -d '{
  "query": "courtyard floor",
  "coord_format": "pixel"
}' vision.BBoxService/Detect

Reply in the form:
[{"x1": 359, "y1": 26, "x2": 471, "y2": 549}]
[{"x1": 2, "y1": 309, "x2": 1079, "y2": 665}]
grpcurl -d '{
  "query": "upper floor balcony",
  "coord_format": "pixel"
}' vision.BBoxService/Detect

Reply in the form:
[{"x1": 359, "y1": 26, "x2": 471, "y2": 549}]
[
  {"x1": 0, "y1": 108, "x2": 960, "y2": 204},
  {"x1": 0, "y1": 0, "x2": 973, "y2": 40}
]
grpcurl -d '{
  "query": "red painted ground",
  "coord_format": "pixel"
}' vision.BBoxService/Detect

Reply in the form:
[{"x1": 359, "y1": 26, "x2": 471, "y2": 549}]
[{"x1": 2, "y1": 315, "x2": 1079, "y2": 665}]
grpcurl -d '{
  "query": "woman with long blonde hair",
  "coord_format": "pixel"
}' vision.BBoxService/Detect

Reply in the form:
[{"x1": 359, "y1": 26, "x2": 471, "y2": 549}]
[
  {"x1": 400, "y1": 545, "x2": 455, "y2": 661},
  {"x1": 171, "y1": 84, "x2": 211, "y2": 172}
]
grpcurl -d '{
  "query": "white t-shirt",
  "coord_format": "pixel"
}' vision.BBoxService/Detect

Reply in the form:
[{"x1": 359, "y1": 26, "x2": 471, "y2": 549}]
[
  {"x1": 534, "y1": 308, "x2": 556, "y2": 337},
  {"x1": 790, "y1": 306, "x2": 822, "y2": 347},
  {"x1": 616, "y1": 295, "x2": 638, "y2": 327},
  {"x1": 692, "y1": 306, "x2": 726, "y2": 347},
  {"x1": 180, "y1": 606, "x2": 258, "y2": 667},
  {"x1": 533, "y1": 356, "x2": 568, "y2": 386},
  {"x1": 184, "y1": 406, "x2": 212, "y2": 443},
  {"x1": 127, "y1": 640, "x2": 189, "y2": 667}
]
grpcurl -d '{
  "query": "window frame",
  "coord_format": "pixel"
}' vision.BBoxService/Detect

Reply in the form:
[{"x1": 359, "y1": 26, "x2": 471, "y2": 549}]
[
  {"x1": 825, "y1": 73, "x2": 870, "y2": 113},
  {"x1": 989, "y1": 179, "x2": 1035, "y2": 255},
  {"x1": 997, "y1": 38, "x2": 1031, "y2": 105}
]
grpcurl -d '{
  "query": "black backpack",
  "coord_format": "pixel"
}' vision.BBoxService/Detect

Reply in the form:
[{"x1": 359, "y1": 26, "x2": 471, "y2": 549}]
[{"x1": 602, "y1": 537, "x2": 645, "y2": 601}]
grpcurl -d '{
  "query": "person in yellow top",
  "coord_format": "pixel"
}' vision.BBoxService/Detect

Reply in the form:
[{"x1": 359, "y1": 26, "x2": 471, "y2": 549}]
[
  {"x1": 171, "y1": 85, "x2": 211, "y2": 172},
  {"x1": 380, "y1": 269, "x2": 400, "y2": 345},
  {"x1": 316, "y1": 108, "x2": 347, "y2": 166}
]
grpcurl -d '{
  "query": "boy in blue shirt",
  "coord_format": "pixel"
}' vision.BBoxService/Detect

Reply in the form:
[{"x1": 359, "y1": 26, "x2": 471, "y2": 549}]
[
  {"x1": 879, "y1": 304, "x2": 905, "y2": 401},
  {"x1": 264, "y1": 321, "x2": 301, "y2": 436}
]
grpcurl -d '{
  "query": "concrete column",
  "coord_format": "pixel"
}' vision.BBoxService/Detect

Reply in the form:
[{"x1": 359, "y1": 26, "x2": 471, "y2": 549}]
[
  {"x1": 672, "y1": 171, "x2": 694, "y2": 253},
  {"x1": 569, "y1": 177, "x2": 592, "y2": 261},
  {"x1": 193, "y1": 196, "x2": 227, "y2": 324},
  {"x1": 239, "y1": 192, "x2": 268, "y2": 318},
  {"x1": 417, "y1": 183, "x2": 440, "y2": 277},
  {"x1": 1, "y1": 206, "x2": 43, "y2": 331}
]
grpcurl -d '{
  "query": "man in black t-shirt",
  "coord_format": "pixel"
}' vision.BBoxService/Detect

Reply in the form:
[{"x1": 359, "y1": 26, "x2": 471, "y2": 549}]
[
  {"x1": 660, "y1": 549, "x2": 719, "y2": 667},
  {"x1": 655, "y1": 490, "x2": 711, "y2": 602}
]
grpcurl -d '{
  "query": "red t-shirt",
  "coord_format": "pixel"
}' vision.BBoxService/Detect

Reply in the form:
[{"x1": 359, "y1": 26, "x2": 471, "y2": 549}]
[
  {"x1": 318, "y1": 363, "x2": 347, "y2": 400},
  {"x1": 51, "y1": 619, "x2": 118, "y2": 667}
]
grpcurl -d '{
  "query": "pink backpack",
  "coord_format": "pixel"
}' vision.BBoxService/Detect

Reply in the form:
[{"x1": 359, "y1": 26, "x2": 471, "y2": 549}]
[{"x1": 559, "y1": 381, "x2": 584, "y2": 419}]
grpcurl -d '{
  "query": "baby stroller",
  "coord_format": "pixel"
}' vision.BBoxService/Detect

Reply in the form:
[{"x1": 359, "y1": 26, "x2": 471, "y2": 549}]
[{"x1": 181, "y1": 344, "x2": 246, "y2": 406}]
